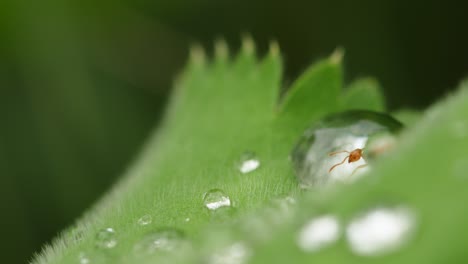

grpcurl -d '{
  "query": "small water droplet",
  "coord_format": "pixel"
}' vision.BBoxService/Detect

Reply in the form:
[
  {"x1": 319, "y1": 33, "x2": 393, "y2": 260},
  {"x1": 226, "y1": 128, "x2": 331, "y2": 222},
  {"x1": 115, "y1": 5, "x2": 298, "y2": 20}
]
[
  {"x1": 297, "y1": 215, "x2": 340, "y2": 252},
  {"x1": 185, "y1": 218, "x2": 191, "y2": 222},
  {"x1": 133, "y1": 229, "x2": 185, "y2": 256},
  {"x1": 78, "y1": 252, "x2": 90, "y2": 264},
  {"x1": 291, "y1": 110, "x2": 402, "y2": 188},
  {"x1": 95, "y1": 227, "x2": 117, "y2": 249},
  {"x1": 203, "y1": 189, "x2": 231, "y2": 210},
  {"x1": 209, "y1": 242, "x2": 251, "y2": 264},
  {"x1": 238, "y1": 152, "x2": 260, "y2": 174},
  {"x1": 346, "y1": 206, "x2": 415, "y2": 256},
  {"x1": 137, "y1": 215, "x2": 153, "y2": 226}
]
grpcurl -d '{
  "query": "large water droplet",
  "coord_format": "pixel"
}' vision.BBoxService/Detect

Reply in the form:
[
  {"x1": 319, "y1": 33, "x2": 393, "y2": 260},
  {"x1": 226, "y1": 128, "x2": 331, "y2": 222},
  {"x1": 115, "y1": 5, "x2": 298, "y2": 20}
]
[
  {"x1": 133, "y1": 229, "x2": 185, "y2": 256},
  {"x1": 297, "y1": 215, "x2": 340, "y2": 252},
  {"x1": 238, "y1": 151, "x2": 260, "y2": 174},
  {"x1": 291, "y1": 110, "x2": 402, "y2": 188},
  {"x1": 137, "y1": 215, "x2": 153, "y2": 226},
  {"x1": 208, "y1": 242, "x2": 251, "y2": 264},
  {"x1": 346, "y1": 206, "x2": 415, "y2": 256},
  {"x1": 203, "y1": 189, "x2": 231, "y2": 210},
  {"x1": 95, "y1": 227, "x2": 117, "y2": 249}
]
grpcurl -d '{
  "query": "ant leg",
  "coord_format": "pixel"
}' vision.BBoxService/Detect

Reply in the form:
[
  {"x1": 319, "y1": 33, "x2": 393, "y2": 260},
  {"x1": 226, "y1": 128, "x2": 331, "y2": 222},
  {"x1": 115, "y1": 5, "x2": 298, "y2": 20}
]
[
  {"x1": 351, "y1": 164, "x2": 368, "y2": 176},
  {"x1": 329, "y1": 156, "x2": 349, "y2": 173},
  {"x1": 328, "y1": 150, "x2": 350, "y2": 157}
]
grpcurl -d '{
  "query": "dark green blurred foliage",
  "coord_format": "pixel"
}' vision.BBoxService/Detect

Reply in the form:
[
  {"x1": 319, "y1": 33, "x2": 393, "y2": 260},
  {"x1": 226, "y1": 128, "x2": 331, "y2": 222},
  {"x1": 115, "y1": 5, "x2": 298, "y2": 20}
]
[{"x1": 0, "y1": 0, "x2": 466, "y2": 263}]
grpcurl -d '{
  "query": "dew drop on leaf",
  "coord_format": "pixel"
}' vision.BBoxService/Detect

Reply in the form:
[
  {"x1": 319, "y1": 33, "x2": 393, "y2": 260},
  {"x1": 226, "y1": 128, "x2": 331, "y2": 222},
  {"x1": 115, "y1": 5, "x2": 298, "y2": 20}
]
[
  {"x1": 297, "y1": 215, "x2": 340, "y2": 252},
  {"x1": 237, "y1": 151, "x2": 260, "y2": 174},
  {"x1": 78, "y1": 252, "x2": 90, "y2": 264},
  {"x1": 137, "y1": 215, "x2": 153, "y2": 226},
  {"x1": 208, "y1": 242, "x2": 251, "y2": 264},
  {"x1": 346, "y1": 206, "x2": 415, "y2": 256},
  {"x1": 291, "y1": 110, "x2": 402, "y2": 188},
  {"x1": 95, "y1": 227, "x2": 117, "y2": 249},
  {"x1": 203, "y1": 189, "x2": 231, "y2": 210},
  {"x1": 133, "y1": 228, "x2": 186, "y2": 256}
]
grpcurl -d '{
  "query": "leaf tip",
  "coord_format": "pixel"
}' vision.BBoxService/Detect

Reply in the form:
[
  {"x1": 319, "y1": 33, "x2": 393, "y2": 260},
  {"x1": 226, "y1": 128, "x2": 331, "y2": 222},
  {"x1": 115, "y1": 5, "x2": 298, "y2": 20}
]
[
  {"x1": 189, "y1": 43, "x2": 207, "y2": 65},
  {"x1": 214, "y1": 37, "x2": 229, "y2": 60},
  {"x1": 241, "y1": 33, "x2": 256, "y2": 55},
  {"x1": 268, "y1": 40, "x2": 280, "y2": 57},
  {"x1": 329, "y1": 47, "x2": 345, "y2": 65}
]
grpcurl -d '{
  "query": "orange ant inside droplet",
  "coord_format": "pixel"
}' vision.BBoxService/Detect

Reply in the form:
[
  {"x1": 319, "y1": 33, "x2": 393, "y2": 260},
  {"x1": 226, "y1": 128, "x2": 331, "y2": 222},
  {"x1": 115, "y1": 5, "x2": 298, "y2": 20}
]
[{"x1": 328, "y1": 148, "x2": 367, "y2": 174}]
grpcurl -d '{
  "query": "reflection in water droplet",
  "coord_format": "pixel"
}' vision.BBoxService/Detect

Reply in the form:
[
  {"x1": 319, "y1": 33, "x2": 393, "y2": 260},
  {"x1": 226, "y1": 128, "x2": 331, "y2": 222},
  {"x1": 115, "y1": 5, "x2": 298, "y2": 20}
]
[
  {"x1": 203, "y1": 189, "x2": 231, "y2": 210},
  {"x1": 95, "y1": 228, "x2": 117, "y2": 249},
  {"x1": 137, "y1": 215, "x2": 153, "y2": 226},
  {"x1": 346, "y1": 206, "x2": 415, "y2": 256},
  {"x1": 238, "y1": 152, "x2": 260, "y2": 174},
  {"x1": 297, "y1": 215, "x2": 340, "y2": 252},
  {"x1": 78, "y1": 252, "x2": 90, "y2": 264},
  {"x1": 291, "y1": 110, "x2": 402, "y2": 188},
  {"x1": 133, "y1": 229, "x2": 185, "y2": 256},
  {"x1": 209, "y1": 242, "x2": 251, "y2": 264}
]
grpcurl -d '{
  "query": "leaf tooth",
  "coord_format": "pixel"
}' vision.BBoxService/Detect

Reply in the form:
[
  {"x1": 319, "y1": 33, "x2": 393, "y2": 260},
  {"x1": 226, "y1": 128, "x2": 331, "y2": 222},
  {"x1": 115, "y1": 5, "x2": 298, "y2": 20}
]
[
  {"x1": 329, "y1": 46, "x2": 345, "y2": 65},
  {"x1": 189, "y1": 43, "x2": 207, "y2": 66},
  {"x1": 241, "y1": 33, "x2": 256, "y2": 56},
  {"x1": 214, "y1": 37, "x2": 229, "y2": 61},
  {"x1": 268, "y1": 40, "x2": 280, "y2": 58}
]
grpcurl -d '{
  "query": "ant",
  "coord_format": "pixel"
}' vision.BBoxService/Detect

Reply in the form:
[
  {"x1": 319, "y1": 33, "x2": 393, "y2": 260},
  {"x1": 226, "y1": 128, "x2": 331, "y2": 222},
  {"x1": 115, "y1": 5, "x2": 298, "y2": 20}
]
[{"x1": 328, "y1": 148, "x2": 367, "y2": 175}]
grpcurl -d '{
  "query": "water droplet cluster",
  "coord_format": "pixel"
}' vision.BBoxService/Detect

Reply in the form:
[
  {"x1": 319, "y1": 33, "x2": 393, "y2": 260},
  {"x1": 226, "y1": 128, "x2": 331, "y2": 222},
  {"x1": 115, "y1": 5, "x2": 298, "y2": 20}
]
[
  {"x1": 296, "y1": 206, "x2": 416, "y2": 256},
  {"x1": 76, "y1": 110, "x2": 413, "y2": 263}
]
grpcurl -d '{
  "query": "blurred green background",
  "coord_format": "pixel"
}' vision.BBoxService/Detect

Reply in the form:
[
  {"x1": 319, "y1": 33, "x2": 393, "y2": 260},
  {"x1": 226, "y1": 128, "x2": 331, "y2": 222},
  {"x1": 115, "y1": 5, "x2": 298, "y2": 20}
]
[{"x1": 0, "y1": 0, "x2": 466, "y2": 263}]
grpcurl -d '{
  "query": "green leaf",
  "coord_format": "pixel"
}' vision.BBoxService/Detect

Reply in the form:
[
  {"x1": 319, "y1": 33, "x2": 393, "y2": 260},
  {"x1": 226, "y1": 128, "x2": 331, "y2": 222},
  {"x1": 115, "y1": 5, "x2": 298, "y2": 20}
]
[
  {"x1": 392, "y1": 109, "x2": 422, "y2": 126},
  {"x1": 245, "y1": 80, "x2": 468, "y2": 263},
  {"x1": 32, "y1": 42, "x2": 447, "y2": 264},
  {"x1": 340, "y1": 77, "x2": 386, "y2": 112},
  {"x1": 32, "y1": 39, "x2": 316, "y2": 264},
  {"x1": 277, "y1": 49, "x2": 343, "y2": 132}
]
